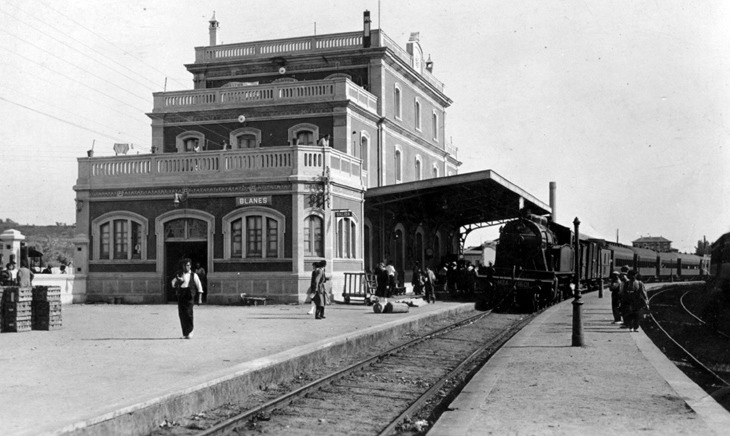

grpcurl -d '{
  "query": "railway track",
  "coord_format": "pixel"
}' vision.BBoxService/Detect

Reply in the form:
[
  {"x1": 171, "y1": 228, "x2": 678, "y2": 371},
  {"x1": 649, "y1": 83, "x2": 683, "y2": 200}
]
[
  {"x1": 644, "y1": 285, "x2": 730, "y2": 408},
  {"x1": 150, "y1": 309, "x2": 533, "y2": 436}
]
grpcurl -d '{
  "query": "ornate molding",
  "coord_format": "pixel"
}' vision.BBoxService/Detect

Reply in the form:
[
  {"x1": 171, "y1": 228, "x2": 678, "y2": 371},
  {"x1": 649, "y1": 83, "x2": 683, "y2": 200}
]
[{"x1": 90, "y1": 183, "x2": 291, "y2": 199}]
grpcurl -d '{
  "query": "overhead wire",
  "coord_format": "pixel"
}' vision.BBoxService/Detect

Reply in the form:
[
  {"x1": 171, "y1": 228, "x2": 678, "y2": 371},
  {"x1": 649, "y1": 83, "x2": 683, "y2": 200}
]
[
  {"x1": 0, "y1": 27, "x2": 151, "y2": 106},
  {"x1": 32, "y1": 0, "x2": 189, "y2": 89},
  {"x1": 0, "y1": 95, "x2": 148, "y2": 146},
  {"x1": 1, "y1": 2, "x2": 162, "y2": 93},
  {"x1": 0, "y1": 79, "x2": 149, "y2": 145}
]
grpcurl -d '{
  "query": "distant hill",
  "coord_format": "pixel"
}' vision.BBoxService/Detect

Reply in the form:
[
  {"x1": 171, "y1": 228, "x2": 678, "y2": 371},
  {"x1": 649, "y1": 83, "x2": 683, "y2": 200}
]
[{"x1": 0, "y1": 220, "x2": 75, "y2": 267}]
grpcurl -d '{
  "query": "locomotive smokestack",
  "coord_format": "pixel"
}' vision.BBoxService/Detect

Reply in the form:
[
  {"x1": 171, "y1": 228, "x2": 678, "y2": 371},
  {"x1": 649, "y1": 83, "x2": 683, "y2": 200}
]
[{"x1": 549, "y1": 181, "x2": 557, "y2": 222}]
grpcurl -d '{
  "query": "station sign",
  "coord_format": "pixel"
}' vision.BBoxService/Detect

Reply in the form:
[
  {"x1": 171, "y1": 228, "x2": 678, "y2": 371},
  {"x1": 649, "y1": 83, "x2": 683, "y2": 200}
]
[
  {"x1": 334, "y1": 210, "x2": 353, "y2": 217},
  {"x1": 236, "y1": 196, "x2": 272, "y2": 207}
]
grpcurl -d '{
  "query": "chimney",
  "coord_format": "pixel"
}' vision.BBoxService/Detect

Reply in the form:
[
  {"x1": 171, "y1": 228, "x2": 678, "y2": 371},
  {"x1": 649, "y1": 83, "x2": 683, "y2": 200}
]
[
  {"x1": 363, "y1": 10, "x2": 371, "y2": 48},
  {"x1": 549, "y1": 181, "x2": 557, "y2": 222},
  {"x1": 209, "y1": 12, "x2": 219, "y2": 46}
]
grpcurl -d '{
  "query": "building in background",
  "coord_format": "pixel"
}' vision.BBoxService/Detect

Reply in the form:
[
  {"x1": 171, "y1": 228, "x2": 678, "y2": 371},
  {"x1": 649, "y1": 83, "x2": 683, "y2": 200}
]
[{"x1": 632, "y1": 236, "x2": 672, "y2": 253}]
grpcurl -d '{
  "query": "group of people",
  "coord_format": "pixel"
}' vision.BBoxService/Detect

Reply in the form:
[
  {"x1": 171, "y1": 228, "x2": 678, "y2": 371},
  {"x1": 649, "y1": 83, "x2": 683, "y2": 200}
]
[
  {"x1": 410, "y1": 262, "x2": 437, "y2": 304},
  {"x1": 434, "y1": 260, "x2": 480, "y2": 297},
  {"x1": 372, "y1": 261, "x2": 399, "y2": 300},
  {"x1": 608, "y1": 266, "x2": 650, "y2": 332},
  {"x1": 0, "y1": 260, "x2": 34, "y2": 287}
]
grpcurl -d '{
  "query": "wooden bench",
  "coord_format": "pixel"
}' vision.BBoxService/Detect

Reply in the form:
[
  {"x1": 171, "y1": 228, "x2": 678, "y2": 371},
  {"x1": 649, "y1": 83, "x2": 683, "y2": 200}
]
[{"x1": 240, "y1": 293, "x2": 270, "y2": 306}]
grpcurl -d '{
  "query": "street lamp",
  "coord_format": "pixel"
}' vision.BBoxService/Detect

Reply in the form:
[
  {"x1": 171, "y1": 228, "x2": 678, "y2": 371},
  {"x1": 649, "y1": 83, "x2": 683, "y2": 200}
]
[{"x1": 572, "y1": 217, "x2": 584, "y2": 347}]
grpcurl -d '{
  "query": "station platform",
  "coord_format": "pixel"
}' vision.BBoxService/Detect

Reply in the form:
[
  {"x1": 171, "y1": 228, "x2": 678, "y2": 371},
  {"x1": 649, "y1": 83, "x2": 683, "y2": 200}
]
[
  {"x1": 430, "y1": 286, "x2": 730, "y2": 436},
  {"x1": 0, "y1": 296, "x2": 473, "y2": 436},
  {"x1": 3, "y1": 286, "x2": 729, "y2": 436}
]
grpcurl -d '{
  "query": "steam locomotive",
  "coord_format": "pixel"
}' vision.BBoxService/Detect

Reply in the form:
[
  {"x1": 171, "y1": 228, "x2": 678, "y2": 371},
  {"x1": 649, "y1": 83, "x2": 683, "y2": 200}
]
[{"x1": 483, "y1": 212, "x2": 710, "y2": 312}]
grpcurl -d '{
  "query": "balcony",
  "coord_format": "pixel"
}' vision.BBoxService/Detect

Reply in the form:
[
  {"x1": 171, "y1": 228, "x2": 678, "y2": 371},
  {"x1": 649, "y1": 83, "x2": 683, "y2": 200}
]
[
  {"x1": 75, "y1": 146, "x2": 365, "y2": 194},
  {"x1": 193, "y1": 30, "x2": 444, "y2": 93},
  {"x1": 152, "y1": 77, "x2": 377, "y2": 115}
]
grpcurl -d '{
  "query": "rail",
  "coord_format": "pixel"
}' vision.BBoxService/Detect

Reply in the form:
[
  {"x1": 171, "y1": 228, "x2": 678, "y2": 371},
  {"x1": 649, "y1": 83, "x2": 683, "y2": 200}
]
[
  {"x1": 153, "y1": 77, "x2": 377, "y2": 114},
  {"x1": 78, "y1": 146, "x2": 364, "y2": 189}
]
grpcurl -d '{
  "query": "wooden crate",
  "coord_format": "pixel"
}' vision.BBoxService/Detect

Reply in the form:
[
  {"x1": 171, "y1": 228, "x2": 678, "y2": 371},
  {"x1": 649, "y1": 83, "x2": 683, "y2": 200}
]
[
  {"x1": 32, "y1": 301, "x2": 62, "y2": 316},
  {"x1": 2, "y1": 287, "x2": 32, "y2": 303},
  {"x1": 32, "y1": 286, "x2": 62, "y2": 302},
  {"x1": 3, "y1": 301, "x2": 32, "y2": 317},
  {"x1": 3, "y1": 318, "x2": 32, "y2": 332},
  {"x1": 32, "y1": 317, "x2": 62, "y2": 331}
]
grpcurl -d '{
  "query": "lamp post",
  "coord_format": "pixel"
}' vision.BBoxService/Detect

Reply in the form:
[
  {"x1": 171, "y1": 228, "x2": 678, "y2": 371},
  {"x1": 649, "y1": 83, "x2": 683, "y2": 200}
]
[{"x1": 572, "y1": 217, "x2": 584, "y2": 347}]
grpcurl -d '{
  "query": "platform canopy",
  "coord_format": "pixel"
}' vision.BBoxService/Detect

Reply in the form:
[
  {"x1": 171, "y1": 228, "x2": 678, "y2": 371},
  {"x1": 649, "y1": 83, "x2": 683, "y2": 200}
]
[{"x1": 364, "y1": 170, "x2": 551, "y2": 229}]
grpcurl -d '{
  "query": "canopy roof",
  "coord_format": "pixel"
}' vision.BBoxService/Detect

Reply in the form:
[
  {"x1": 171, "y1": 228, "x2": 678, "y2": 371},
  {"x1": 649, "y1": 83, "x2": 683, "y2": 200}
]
[{"x1": 364, "y1": 170, "x2": 550, "y2": 228}]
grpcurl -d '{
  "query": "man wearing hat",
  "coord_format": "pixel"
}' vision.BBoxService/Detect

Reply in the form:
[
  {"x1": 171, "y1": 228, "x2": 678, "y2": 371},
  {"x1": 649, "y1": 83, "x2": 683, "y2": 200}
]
[{"x1": 620, "y1": 269, "x2": 649, "y2": 332}]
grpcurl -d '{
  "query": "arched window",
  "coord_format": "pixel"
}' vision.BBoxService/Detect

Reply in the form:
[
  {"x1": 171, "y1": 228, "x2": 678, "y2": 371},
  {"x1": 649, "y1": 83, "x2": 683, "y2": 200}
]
[
  {"x1": 92, "y1": 211, "x2": 148, "y2": 261},
  {"x1": 432, "y1": 111, "x2": 438, "y2": 140},
  {"x1": 415, "y1": 156, "x2": 422, "y2": 181},
  {"x1": 415, "y1": 230, "x2": 424, "y2": 268},
  {"x1": 394, "y1": 85, "x2": 402, "y2": 120},
  {"x1": 222, "y1": 208, "x2": 284, "y2": 259},
  {"x1": 336, "y1": 217, "x2": 357, "y2": 259},
  {"x1": 230, "y1": 127, "x2": 262, "y2": 149},
  {"x1": 432, "y1": 164, "x2": 439, "y2": 178},
  {"x1": 414, "y1": 98, "x2": 421, "y2": 131},
  {"x1": 288, "y1": 123, "x2": 319, "y2": 146},
  {"x1": 360, "y1": 134, "x2": 369, "y2": 171},
  {"x1": 304, "y1": 215, "x2": 324, "y2": 257},
  {"x1": 175, "y1": 131, "x2": 205, "y2": 153},
  {"x1": 395, "y1": 148, "x2": 402, "y2": 182}
]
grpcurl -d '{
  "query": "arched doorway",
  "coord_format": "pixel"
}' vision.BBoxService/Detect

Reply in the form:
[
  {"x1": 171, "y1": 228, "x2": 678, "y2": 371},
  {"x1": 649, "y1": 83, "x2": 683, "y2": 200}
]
[
  {"x1": 163, "y1": 218, "x2": 208, "y2": 302},
  {"x1": 156, "y1": 210, "x2": 215, "y2": 303}
]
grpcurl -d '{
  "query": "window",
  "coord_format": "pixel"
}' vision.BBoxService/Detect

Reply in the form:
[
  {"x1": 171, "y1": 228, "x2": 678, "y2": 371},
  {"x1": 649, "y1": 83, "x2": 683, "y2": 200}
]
[
  {"x1": 237, "y1": 134, "x2": 257, "y2": 149},
  {"x1": 288, "y1": 123, "x2": 320, "y2": 146},
  {"x1": 415, "y1": 156, "x2": 422, "y2": 181},
  {"x1": 432, "y1": 111, "x2": 438, "y2": 140},
  {"x1": 230, "y1": 127, "x2": 262, "y2": 149},
  {"x1": 415, "y1": 99, "x2": 421, "y2": 130},
  {"x1": 337, "y1": 217, "x2": 357, "y2": 259},
  {"x1": 432, "y1": 164, "x2": 439, "y2": 178},
  {"x1": 93, "y1": 212, "x2": 147, "y2": 260},
  {"x1": 296, "y1": 130, "x2": 314, "y2": 145},
  {"x1": 395, "y1": 149, "x2": 402, "y2": 182},
  {"x1": 394, "y1": 85, "x2": 402, "y2": 119},
  {"x1": 175, "y1": 131, "x2": 205, "y2": 153},
  {"x1": 360, "y1": 135, "x2": 369, "y2": 170},
  {"x1": 223, "y1": 208, "x2": 284, "y2": 259},
  {"x1": 304, "y1": 215, "x2": 324, "y2": 257}
]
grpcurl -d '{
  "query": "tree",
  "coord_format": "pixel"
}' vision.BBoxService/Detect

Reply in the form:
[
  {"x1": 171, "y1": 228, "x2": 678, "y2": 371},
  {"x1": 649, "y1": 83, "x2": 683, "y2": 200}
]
[{"x1": 695, "y1": 239, "x2": 711, "y2": 256}]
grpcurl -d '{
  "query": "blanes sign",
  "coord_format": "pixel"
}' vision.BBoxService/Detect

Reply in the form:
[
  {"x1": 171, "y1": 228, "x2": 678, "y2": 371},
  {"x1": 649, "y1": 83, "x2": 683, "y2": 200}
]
[{"x1": 236, "y1": 196, "x2": 272, "y2": 207}]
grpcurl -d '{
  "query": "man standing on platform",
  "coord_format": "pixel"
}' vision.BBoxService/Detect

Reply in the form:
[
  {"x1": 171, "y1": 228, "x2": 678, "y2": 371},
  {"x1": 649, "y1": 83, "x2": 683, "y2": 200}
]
[
  {"x1": 621, "y1": 269, "x2": 649, "y2": 332},
  {"x1": 172, "y1": 258, "x2": 203, "y2": 339}
]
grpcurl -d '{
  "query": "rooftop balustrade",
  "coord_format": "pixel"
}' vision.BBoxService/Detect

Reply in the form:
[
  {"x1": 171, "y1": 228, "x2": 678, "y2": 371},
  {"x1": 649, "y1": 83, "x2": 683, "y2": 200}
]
[
  {"x1": 152, "y1": 77, "x2": 377, "y2": 115},
  {"x1": 76, "y1": 146, "x2": 364, "y2": 193},
  {"x1": 193, "y1": 29, "x2": 444, "y2": 92}
]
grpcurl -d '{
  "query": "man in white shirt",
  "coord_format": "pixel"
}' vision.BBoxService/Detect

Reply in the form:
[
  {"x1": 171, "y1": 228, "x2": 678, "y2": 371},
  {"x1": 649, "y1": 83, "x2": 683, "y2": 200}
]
[{"x1": 171, "y1": 258, "x2": 203, "y2": 339}]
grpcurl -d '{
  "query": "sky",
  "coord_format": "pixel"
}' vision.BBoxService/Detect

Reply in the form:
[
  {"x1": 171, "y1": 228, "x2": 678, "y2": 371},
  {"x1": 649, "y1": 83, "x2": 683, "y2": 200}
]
[{"x1": 0, "y1": 0, "x2": 728, "y2": 253}]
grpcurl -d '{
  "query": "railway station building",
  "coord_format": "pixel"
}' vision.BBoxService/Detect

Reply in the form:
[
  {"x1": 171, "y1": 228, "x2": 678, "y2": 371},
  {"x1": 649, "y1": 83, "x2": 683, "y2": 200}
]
[{"x1": 72, "y1": 12, "x2": 549, "y2": 304}]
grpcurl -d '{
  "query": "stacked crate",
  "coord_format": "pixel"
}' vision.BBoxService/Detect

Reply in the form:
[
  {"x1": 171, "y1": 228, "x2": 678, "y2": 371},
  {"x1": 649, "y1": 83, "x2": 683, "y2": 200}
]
[
  {"x1": 32, "y1": 286, "x2": 62, "y2": 330},
  {"x1": 2, "y1": 287, "x2": 33, "y2": 332}
]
